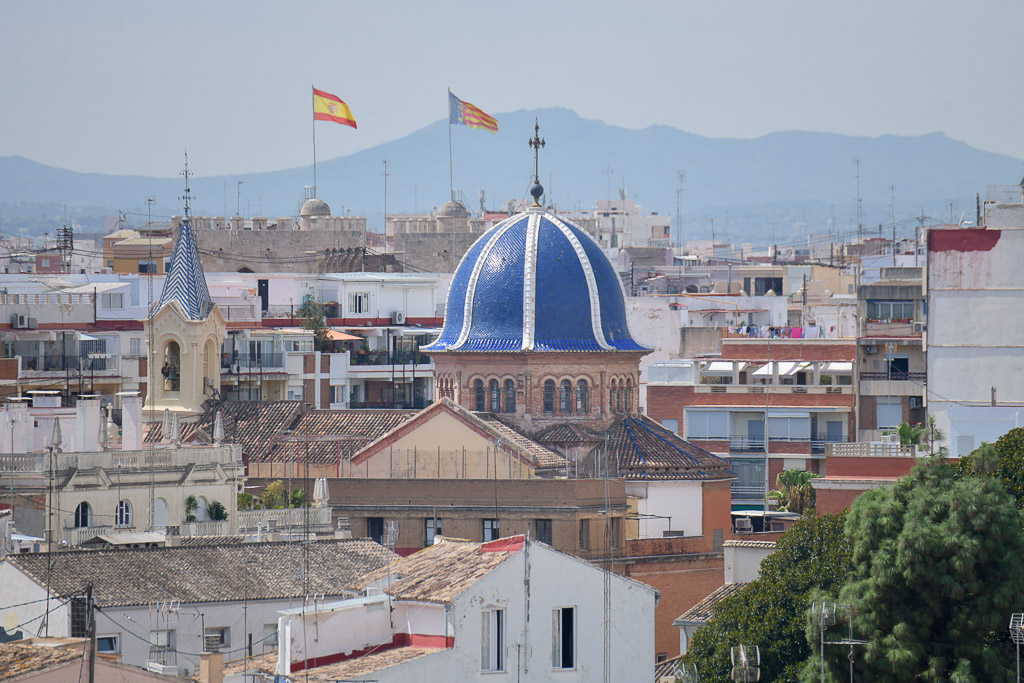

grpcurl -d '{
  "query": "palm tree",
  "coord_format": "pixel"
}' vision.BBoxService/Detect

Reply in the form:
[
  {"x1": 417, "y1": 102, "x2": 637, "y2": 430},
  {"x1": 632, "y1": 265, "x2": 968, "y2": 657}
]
[
  {"x1": 767, "y1": 469, "x2": 821, "y2": 513},
  {"x1": 184, "y1": 494, "x2": 199, "y2": 522}
]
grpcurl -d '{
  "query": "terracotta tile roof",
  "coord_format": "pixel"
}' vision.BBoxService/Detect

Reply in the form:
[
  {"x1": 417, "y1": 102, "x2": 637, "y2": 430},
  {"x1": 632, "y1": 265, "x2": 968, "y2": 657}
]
[
  {"x1": 259, "y1": 409, "x2": 417, "y2": 464},
  {"x1": 532, "y1": 423, "x2": 602, "y2": 444},
  {"x1": 221, "y1": 646, "x2": 441, "y2": 681},
  {"x1": 178, "y1": 534, "x2": 246, "y2": 546},
  {"x1": 673, "y1": 582, "x2": 748, "y2": 625},
  {"x1": 476, "y1": 414, "x2": 568, "y2": 470},
  {"x1": 354, "y1": 538, "x2": 518, "y2": 604},
  {"x1": 4, "y1": 539, "x2": 396, "y2": 607},
  {"x1": 144, "y1": 400, "x2": 306, "y2": 457},
  {"x1": 0, "y1": 640, "x2": 84, "y2": 680},
  {"x1": 609, "y1": 416, "x2": 734, "y2": 480}
]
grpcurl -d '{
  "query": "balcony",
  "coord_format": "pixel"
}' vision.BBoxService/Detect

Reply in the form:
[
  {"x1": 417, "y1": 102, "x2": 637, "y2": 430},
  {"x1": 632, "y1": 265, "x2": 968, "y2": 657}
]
[
  {"x1": 859, "y1": 371, "x2": 926, "y2": 397},
  {"x1": 731, "y1": 484, "x2": 766, "y2": 499},
  {"x1": 17, "y1": 355, "x2": 117, "y2": 374},
  {"x1": 237, "y1": 507, "x2": 334, "y2": 535},
  {"x1": 221, "y1": 353, "x2": 285, "y2": 371},
  {"x1": 827, "y1": 442, "x2": 917, "y2": 458},
  {"x1": 859, "y1": 371, "x2": 925, "y2": 382},
  {"x1": 350, "y1": 351, "x2": 431, "y2": 367},
  {"x1": 693, "y1": 385, "x2": 852, "y2": 395},
  {"x1": 727, "y1": 435, "x2": 845, "y2": 455}
]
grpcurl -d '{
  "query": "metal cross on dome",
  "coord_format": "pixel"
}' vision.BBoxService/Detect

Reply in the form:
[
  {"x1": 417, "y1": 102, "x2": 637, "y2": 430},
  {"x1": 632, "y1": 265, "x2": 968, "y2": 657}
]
[{"x1": 528, "y1": 118, "x2": 545, "y2": 184}]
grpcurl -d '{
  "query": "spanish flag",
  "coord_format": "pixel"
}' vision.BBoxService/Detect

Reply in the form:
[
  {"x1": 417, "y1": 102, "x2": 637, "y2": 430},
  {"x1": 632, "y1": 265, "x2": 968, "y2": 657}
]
[
  {"x1": 313, "y1": 87, "x2": 357, "y2": 129},
  {"x1": 449, "y1": 91, "x2": 498, "y2": 133}
]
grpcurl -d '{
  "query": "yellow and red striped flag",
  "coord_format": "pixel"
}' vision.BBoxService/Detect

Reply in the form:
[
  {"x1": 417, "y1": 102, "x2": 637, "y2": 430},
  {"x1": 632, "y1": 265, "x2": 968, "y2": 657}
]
[
  {"x1": 449, "y1": 91, "x2": 497, "y2": 133},
  {"x1": 313, "y1": 87, "x2": 357, "y2": 128}
]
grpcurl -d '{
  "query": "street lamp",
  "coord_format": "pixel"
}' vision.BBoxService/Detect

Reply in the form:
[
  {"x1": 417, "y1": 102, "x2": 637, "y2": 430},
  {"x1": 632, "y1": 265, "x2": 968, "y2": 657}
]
[{"x1": 1010, "y1": 613, "x2": 1024, "y2": 683}]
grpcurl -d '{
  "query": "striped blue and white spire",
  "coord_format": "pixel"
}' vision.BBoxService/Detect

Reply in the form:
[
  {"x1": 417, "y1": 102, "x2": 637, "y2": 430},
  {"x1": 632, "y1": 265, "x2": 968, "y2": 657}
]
[
  {"x1": 157, "y1": 219, "x2": 213, "y2": 321},
  {"x1": 424, "y1": 209, "x2": 647, "y2": 353}
]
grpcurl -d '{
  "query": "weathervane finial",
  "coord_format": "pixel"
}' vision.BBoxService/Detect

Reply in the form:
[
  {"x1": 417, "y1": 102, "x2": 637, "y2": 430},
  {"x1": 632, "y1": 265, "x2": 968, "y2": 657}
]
[
  {"x1": 528, "y1": 118, "x2": 546, "y2": 207},
  {"x1": 180, "y1": 152, "x2": 193, "y2": 218}
]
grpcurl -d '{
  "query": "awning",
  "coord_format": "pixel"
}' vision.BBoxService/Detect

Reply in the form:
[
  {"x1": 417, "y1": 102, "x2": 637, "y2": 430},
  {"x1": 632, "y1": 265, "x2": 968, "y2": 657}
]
[
  {"x1": 327, "y1": 329, "x2": 363, "y2": 342},
  {"x1": 751, "y1": 361, "x2": 810, "y2": 377},
  {"x1": 823, "y1": 361, "x2": 852, "y2": 373},
  {"x1": 78, "y1": 333, "x2": 99, "y2": 342},
  {"x1": 61, "y1": 282, "x2": 130, "y2": 294},
  {"x1": 701, "y1": 361, "x2": 747, "y2": 375}
]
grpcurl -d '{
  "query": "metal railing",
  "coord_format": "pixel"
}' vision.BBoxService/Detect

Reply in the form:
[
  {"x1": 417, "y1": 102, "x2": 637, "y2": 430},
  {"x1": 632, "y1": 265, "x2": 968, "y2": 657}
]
[
  {"x1": 350, "y1": 352, "x2": 431, "y2": 367},
  {"x1": 237, "y1": 507, "x2": 332, "y2": 531},
  {"x1": 827, "y1": 442, "x2": 917, "y2": 458},
  {"x1": 859, "y1": 371, "x2": 926, "y2": 382},
  {"x1": 221, "y1": 353, "x2": 285, "y2": 370},
  {"x1": 18, "y1": 355, "x2": 115, "y2": 372},
  {"x1": 731, "y1": 484, "x2": 766, "y2": 498}
]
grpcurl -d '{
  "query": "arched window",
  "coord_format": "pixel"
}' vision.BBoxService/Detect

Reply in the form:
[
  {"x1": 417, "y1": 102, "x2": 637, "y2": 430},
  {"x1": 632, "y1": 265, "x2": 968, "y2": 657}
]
[
  {"x1": 576, "y1": 380, "x2": 588, "y2": 414},
  {"x1": 489, "y1": 380, "x2": 500, "y2": 412},
  {"x1": 474, "y1": 379, "x2": 485, "y2": 411},
  {"x1": 73, "y1": 502, "x2": 91, "y2": 528},
  {"x1": 616, "y1": 381, "x2": 623, "y2": 413},
  {"x1": 195, "y1": 496, "x2": 209, "y2": 521},
  {"x1": 559, "y1": 380, "x2": 572, "y2": 414},
  {"x1": 115, "y1": 500, "x2": 132, "y2": 528},
  {"x1": 162, "y1": 341, "x2": 180, "y2": 392},
  {"x1": 543, "y1": 380, "x2": 555, "y2": 413},
  {"x1": 625, "y1": 379, "x2": 633, "y2": 412},
  {"x1": 609, "y1": 380, "x2": 617, "y2": 412},
  {"x1": 504, "y1": 380, "x2": 516, "y2": 413}
]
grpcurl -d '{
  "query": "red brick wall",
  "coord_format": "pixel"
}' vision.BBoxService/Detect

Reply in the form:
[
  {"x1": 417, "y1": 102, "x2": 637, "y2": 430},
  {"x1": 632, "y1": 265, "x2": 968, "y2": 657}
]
[
  {"x1": 817, "y1": 487, "x2": 870, "y2": 514},
  {"x1": 827, "y1": 456, "x2": 918, "y2": 478},
  {"x1": 625, "y1": 553, "x2": 724, "y2": 659},
  {"x1": 720, "y1": 340, "x2": 856, "y2": 361}
]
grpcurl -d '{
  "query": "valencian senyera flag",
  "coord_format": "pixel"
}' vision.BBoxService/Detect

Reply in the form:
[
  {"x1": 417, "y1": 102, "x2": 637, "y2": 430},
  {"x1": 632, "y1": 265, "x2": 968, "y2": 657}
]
[
  {"x1": 449, "y1": 91, "x2": 498, "y2": 133},
  {"x1": 313, "y1": 88, "x2": 357, "y2": 128}
]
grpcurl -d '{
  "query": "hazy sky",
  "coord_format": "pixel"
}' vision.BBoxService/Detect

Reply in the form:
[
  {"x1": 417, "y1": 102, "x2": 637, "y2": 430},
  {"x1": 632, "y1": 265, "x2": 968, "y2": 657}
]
[{"x1": 3, "y1": 0, "x2": 1023, "y2": 178}]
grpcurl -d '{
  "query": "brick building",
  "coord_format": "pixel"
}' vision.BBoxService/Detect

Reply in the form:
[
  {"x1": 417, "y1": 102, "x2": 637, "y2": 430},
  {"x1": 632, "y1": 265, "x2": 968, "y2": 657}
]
[{"x1": 647, "y1": 338, "x2": 856, "y2": 510}]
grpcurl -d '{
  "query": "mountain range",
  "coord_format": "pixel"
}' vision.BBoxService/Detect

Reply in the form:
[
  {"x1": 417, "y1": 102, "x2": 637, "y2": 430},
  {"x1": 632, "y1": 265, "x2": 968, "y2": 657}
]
[{"x1": 2, "y1": 107, "x2": 1022, "y2": 245}]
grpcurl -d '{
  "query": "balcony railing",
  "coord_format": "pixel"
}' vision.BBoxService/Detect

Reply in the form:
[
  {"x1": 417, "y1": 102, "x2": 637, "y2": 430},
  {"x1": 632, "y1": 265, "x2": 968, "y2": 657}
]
[
  {"x1": 859, "y1": 371, "x2": 926, "y2": 382},
  {"x1": 221, "y1": 353, "x2": 285, "y2": 370},
  {"x1": 731, "y1": 484, "x2": 766, "y2": 499},
  {"x1": 237, "y1": 507, "x2": 333, "y2": 532},
  {"x1": 350, "y1": 351, "x2": 431, "y2": 367},
  {"x1": 18, "y1": 355, "x2": 115, "y2": 372},
  {"x1": 727, "y1": 435, "x2": 845, "y2": 454}
]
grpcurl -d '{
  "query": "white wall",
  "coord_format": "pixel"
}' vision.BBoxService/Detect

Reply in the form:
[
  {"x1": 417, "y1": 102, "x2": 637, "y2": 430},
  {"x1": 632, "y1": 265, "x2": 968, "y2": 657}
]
[
  {"x1": 627, "y1": 480, "x2": 703, "y2": 538},
  {"x1": 724, "y1": 544, "x2": 776, "y2": 583}
]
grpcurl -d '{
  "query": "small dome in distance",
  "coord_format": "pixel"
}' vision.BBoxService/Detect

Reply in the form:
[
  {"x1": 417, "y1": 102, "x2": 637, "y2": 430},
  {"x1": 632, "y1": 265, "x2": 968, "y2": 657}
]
[
  {"x1": 300, "y1": 197, "x2": 332, "y2": 218},
  {"x1": 436, "y1": 200, "x2": 470, "y2": 219}
]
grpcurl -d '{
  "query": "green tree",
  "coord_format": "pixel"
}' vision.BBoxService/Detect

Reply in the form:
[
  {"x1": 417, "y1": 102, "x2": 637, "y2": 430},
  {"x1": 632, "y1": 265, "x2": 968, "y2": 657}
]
[
  {"x1": 184, "y1": 494, "x2": 199, "y2": 522},
  {"x1": 685, "y1": 513, "x2": 852, "y2": 682},
  {"x1": 889, "y1": 421, "x2": 926, "y2": 447},
  {"x1": 261, "y1": 480, "x2": 287, "y2": 509},
  {"x1": 290, "y1": 488, "x2": 306, "y2": 508},
  {"x1": 767, "y1": 469, "x2": 821, "y2": 513},
  {"x1": 807, "y1": 455, "x2": 1024, "y2": 681},
  {"x1": 237, "y1": 492, "x2": 256, "y2": 511},
  {"x1": 297, "y1": 291, "x2": 331, "y2": 352},
  {"x1": 955, "y1": 426, "x2": 1024, "y2": 508},
  {"x1": 206, "y1": 500, "x2": 228, "y2": 521}
]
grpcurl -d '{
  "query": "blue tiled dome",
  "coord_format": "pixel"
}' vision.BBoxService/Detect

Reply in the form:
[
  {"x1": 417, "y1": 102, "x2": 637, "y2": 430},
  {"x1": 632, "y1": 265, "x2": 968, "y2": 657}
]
[{"x1": 425, "y1": 209, "x2": 646, "y2": 352}]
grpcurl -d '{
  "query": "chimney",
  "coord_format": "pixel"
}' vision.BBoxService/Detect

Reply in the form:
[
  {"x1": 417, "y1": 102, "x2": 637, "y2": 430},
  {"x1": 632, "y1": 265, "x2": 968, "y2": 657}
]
[
  {"x1": 198, "y1": 652, "x2": 224, "y2": 683},
  {"x1": 118, "y1": 392, "x2": 143, "y2": 449},
  {"x1": 75, "y1": 396, "x2": 101, "y2": 452}
]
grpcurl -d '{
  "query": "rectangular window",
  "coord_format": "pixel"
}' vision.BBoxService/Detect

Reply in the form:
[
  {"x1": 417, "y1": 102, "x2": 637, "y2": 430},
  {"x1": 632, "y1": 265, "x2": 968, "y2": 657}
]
[
  {"x1": 767, "y1": 415, "x2": 812, "y2": 441},
  {"x1": 348, "y1": 291, "x2": 371, "y2": 314},
  {"x1": 868, "y1": 300, "x2": 915, "y2": 321},
  {"x1": 262, "y1": 624, "x2": 278, "y2": 652},
  {"x1": 426, "y1": 517, "x2": 442, "y2": 546},
  {"x1": 578, "y1": 519, "x2": 589, "y2": 550},
  {"x1": 552, "y1": 607, "x2": 575, "y2": 669},
  {"x1": 367, "y1": 517, "x2": 385, "y2": 544},
  {"x1": 685, "y1": 410, "x2": 728, "y2": 439},
  {"x1": 535, "y1": 519, "x2": 553, "y2": 545},
  {"x1": 876, "y1": 397, "x2": 902, "y2": 430},
  {"x1": 138, "y1": 260, "x2": 158, "y2": 273},
  {"x1": 97, "y1": 635, "x2": 120, "y2": 653},
  {"x1": 129, "y1": 338, "x2": 142, "y2": 356},
  {"x1": 204, "y1": 627, "x2": 229, "y2": 650},
  {"x1": 287, "y1": 386, "x2": 303, "y2": 400},
  {"x1": 481, "y1": 609, "x2": 505, "y2": 671},
  {"x1": 483, "y1": 518, "x2": 499, "y2": 542},
  {"x1": 41, "y1": 258, "x2": 50, "y2": 268},
  {"x1": 661, "y1": 418, "x2": 679, "y2": 435},
  {"x1": 101, "y1": 292, "x2": 124, "y2": 309},
  {"x1": 609, "y1": 517, "x2": 620, "y2": 548},
  {"x1": 149, "y1": 629, "x2": 176, "y2": 649}
]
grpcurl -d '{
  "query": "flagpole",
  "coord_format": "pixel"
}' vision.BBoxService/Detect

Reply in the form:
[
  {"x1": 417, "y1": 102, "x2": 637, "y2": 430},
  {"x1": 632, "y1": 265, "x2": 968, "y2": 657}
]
[
  {"x1": 311, "y1": 85, "x2": 318, "y2": 198},
  {"x1": 448, "y1": 89, "x2": 454, "y2": 202}
]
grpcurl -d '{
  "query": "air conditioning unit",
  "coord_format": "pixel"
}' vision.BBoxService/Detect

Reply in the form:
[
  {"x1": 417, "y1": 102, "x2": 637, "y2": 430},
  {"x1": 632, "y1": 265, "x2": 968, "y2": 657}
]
[
  {"x1": 10, "y1": 314, "x2": 26, "y2": 329},
  {"x1": 26, "y1": 318, "x2": 37, "y2": 329},
  {"x1": 391, "y1": 311, "x2": 406, "y2": 325},
  {"x1": 912, "y1": 321, "x2": 927, "y2": 333},
  {"x1": 863, "y1": 344, "x2": 878, "y2": 355},
  {"x1": 909, "y1": 397, "x2": 923, "y2": 409},
  {"x1": 203, "y1": 635, "x2": 221, "y2": 653}
]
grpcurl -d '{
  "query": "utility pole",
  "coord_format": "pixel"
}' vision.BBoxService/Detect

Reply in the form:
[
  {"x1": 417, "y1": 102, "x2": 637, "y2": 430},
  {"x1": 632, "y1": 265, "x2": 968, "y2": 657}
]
[
  {"x1": 382, "y1": 160, "x2": 391, "y2": 234},
  {"x1": 87, "y1": 583, "x2": 97, "y2": 683},
  {"x1": 676, "y1": 171, "x2": 685, "y2": 248},
  {"x1": 854, "y1": 159, "x2": 863, "y2": 245},
  {"x1": 236, "y1": 181, "x2": 244, "y2": 217}
]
